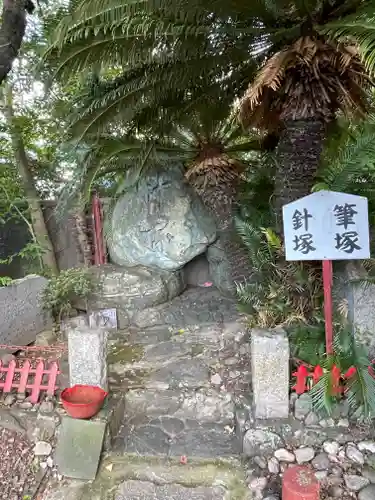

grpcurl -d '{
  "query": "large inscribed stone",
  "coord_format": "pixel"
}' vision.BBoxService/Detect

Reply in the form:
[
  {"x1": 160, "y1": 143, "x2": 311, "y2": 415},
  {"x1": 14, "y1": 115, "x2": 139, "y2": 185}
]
[{"x1": 107, "y1": 165, "x2": 217, "y2": 270}]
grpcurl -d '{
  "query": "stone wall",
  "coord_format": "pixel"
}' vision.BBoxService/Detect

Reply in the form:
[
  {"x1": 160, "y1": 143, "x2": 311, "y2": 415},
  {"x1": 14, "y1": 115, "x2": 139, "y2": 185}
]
[
  {"x1": 0, "y1": 275, "x2": 52, "y2": 347},
  {"x1": 335, "y1": 261, "x2": 375, "y2": 357}
]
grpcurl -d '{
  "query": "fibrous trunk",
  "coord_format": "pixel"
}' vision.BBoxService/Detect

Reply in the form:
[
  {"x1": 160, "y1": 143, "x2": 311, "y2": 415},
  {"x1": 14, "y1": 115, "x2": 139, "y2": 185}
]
[
  {"x1": 274, "y1": 119, "x2": 326, "y2": 218},
  {"x1": 190, "y1": 175, "x2": 252, "y2": 294}
]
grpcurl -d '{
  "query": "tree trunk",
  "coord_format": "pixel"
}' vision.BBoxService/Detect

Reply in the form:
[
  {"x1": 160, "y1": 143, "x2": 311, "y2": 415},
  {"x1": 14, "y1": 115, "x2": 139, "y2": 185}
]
[
  {"x1": 274, "y1": 119, "x2": 326, "y2": 219},
  {"x1": 73, "y1": 207, "x2": 92, "y2": 267},
  {"x1": 3, "y1": 84, "x2": 58, "y2": 274},
  {"x1": 0, "y1": 0, "x2": 34, "y2": 85},
  {"x1": 189, "y1": 174, "x2": 252, "y2": 295}
]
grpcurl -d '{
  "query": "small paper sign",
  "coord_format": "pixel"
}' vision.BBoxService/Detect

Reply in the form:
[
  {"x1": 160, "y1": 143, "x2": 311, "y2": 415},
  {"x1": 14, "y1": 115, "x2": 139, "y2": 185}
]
[
  {"x1": 282, "y1": 191, "x2": 370, "y2": 261},
  {"x1": 89, "y1": 308, "x2": 118, "y2": 329}
]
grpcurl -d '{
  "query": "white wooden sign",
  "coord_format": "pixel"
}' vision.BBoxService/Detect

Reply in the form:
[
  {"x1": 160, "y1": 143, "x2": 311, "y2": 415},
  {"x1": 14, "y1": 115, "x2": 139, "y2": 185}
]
[{"x1": 283, "y1": 191, "x2": 370, "y2": 261}]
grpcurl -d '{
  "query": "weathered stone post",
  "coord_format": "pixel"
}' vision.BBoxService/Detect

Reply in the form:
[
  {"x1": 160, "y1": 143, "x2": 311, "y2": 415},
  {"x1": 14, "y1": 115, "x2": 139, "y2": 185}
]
[
  {"x1": 251, "y1": 328, "x2": 289, "y2": 419},
  {"x1": 67, "y1": 316, "x2": 108, "y2": 390}
]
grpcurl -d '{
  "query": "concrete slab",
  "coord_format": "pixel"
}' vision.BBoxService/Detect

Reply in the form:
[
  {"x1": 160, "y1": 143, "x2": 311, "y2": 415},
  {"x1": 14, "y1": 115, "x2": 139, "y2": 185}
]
[{"x1": 55, "y1": 417, "x2": 106, "y2": 480}]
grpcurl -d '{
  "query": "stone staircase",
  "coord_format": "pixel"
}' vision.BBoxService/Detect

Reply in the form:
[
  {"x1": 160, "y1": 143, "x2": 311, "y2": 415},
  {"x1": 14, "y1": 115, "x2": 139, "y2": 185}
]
[{"x1": 44, "y1": 287, "x2": 253, "y2": 499}]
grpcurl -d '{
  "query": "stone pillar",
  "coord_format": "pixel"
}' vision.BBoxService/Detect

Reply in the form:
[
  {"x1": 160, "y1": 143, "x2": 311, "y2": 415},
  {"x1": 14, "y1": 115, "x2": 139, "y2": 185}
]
[
  {"x1": 251, "y1": 328, "x2": 289, "y2": 419},
  {"x1": 335, "y1": 261, "x2": 375, "y2": 357},
  {"x1": 67, "y1": 317, "x2": 108, "y2": 391}
]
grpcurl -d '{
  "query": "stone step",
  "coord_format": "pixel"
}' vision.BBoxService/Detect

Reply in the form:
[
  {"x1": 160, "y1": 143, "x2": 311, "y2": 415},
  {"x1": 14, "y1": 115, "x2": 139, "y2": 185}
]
[
  {"x1": 44, "y1": 456, "x2": 251, "y2": 500},
  {"x1": 113, "y1": 386, "x2": 239, "y2": 460},
  {"x1": 114, "y1": 417, "x2": 239, "y2": 459}
]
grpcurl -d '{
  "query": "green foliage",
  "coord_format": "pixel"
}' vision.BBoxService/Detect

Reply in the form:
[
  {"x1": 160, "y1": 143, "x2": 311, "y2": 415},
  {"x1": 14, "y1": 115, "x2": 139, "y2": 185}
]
[
  {"x1": 289, "y1": 321, "x2": 327, "y2": 366},
  {"x1": 0, "y1": 241, "x2": 46, "y2": 276},
  {"x1": 56, "y1": 105, "x2": 262, "y2": 215},
  {"x1": 42, "y1": 268, "x2": 94, "y2": 321},
  {"x1": 315, "y1": 118, "x2": 375, "y2": 241},
  {"x1": 43, "y1": 0, "x2": 375, "y2": 138},
  {"x1": 235, "y1": 218, "x2": 323, "y2": 328},
  {"x1": 291, "y1": 324, "x2": 375, "y2": 419},
  {"x1": 0, "y1": 277, "x2": 13, "y2": 287},
  {"x1": 236, "y1": 154, "x2": 275, "y2": 225}
]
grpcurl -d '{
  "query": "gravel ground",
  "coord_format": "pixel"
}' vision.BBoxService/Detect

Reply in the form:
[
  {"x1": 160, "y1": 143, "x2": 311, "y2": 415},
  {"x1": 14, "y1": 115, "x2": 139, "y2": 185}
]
[{"x1": 0, "y1": 427, "x2": 38, "y2": 500}]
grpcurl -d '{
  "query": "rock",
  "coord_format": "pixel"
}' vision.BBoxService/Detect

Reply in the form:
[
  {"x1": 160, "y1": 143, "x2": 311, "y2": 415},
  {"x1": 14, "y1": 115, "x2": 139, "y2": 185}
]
[
  {"x1": 295, "y1": 447, "x2": 315, "y2": 464},
  {"x1": 274, "y1": 449, "x2": 295, "y2": 463},
  {"x1": 183, "y1": 254, "x2": 211, "y2": 287},
  {"x1": 0, "y1": 409, "x2": 26, "y2": 434},
  {"x1": 249, "y1": 477, "x2": 268, "y2": 491},
  {"x1": 34, "y1": 441, "x2": 52, "y2": 456},
  {"x1": 344, "y1": 475, "x2": 370, "y2": 491},
  {"x1": 108, "y1": 165, "x2": 217, "y2": 271},
  {"x1": 346, "y1": 444, "x2": 365, "y2": 465},
  {"x1": 323, "y1": 441, "x2": 340, "y2": 456},
  {"x1": 329, "y1": 486, "x2": 344, "y2": 498},
  {"x1": 315, "y1": 470, "x2": 328, "y2": 481},
  {"x1": 18, "y1": 401, "x2": 33, "y2": 409},
  {"x1": 115, "y1": 480, "x2": 225, "y2": 500},
  {"x1": 206, "y1": 239, "x2": 235, "y2": 295},
  {"x1": 35, "y1": 330, "x2": 57, "y2": 346},
  {"x1": 84, "y1": 265, "x2": 185, "y2": 328},
  {"x1": 0, "y1": 275, "x2": 52, "y2": 347},
  {"x1": 16, "y1": 393, "x2": 26, "y2": 401},
  {"x1": 31, "y1": 414, "x2": 58, "y2": 443},
  {"x1": 39, "y1": 400, "x2": 54, "y2": 414},
  {"x1": 0, "y1": 352, "x2": 15, "y2": 365},
  {"x1": 359, "y1": 484, "x2": 375, "y2": 500},
  {"x1": 294, "y1": 394, "x2": 312, "y2": 420},
  {"x1": 337, "y1": 418, "x2": 349, "y2": 428},
  {"x1": 331, "y1": 466, "x2": 343, "y2": 477},
  {"x1": 268, "y1": 457, "x2": 280, "y2": 474},
  {"x1": 210, "y1": 373, "x2": 222, "y2": 386},
  {"x1": 254, "y1": 456, "x2": 267, "y2": 469},
  {"x1": 3, "y1": 394, "x2": 16, "y2": 406},
  {"x1": 358, "y1": 441, "x2": 375, "y2": 454},
  {"x1": 305, "y1": 412, "x2": 319, "y2": 426},
  {"x1": 312, "y1": 452, "x2": 330, "y2": 470},
  {"x1": 362, "y1": 466, "x2": 375, "y2": 483},
  {"x1": 319, "y1": 418, "x2": 335, "y2": 427},
  {"x1": 243, "y1": 429, "x2": 283, "y2": 458}
]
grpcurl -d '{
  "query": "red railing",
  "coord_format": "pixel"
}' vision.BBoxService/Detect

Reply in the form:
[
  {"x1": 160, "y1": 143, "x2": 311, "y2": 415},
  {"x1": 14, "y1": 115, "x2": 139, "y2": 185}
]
[
  {"x1": 92, "y1": 193, "x2": 107, "y2": 265},
  {"x1": 0, "y1": 359, "x2": 60, "y2": 403}
]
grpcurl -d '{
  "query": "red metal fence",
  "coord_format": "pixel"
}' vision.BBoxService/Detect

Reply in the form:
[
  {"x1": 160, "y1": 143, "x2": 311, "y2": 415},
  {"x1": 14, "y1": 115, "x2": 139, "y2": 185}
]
[
  {"x1": 92, "y1": 193, "x2": 107, "y2": 265},
  {"x1": 0, "y1": 359, "x2": 60, "y2": 403}
]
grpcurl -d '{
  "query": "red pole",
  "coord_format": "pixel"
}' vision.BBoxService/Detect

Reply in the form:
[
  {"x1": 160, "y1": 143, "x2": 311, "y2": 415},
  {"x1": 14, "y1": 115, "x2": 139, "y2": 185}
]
[{"x1": 322, "y1": 259, "x2": 333, "y2": 354}]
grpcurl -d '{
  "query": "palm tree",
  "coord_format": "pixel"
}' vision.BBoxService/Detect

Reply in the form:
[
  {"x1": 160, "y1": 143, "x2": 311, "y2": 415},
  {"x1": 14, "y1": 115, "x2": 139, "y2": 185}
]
[
  {"x1": 45, "y1": 0, "x2": 375, "y2": 212},
  {"x1": 58, "y1": 105, "x2": 263, "y2": 291}
]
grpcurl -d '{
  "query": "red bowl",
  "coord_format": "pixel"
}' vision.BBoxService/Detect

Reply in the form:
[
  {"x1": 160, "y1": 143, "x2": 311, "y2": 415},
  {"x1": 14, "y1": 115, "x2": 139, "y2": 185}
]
[{"x1": 60, "y1": 385, "x2": 108, "y2": 419}]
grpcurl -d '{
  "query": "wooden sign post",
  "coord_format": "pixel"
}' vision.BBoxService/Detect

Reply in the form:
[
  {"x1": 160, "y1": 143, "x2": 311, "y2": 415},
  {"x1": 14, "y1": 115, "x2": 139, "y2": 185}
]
[{"x1": 283, "y1": 191, "x2": 370, "y2": 354}]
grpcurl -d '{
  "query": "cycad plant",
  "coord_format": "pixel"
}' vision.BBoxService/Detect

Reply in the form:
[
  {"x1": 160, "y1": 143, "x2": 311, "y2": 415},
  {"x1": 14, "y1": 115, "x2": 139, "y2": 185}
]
[
  {"x1": 44, "y1": 0, "x2": 375, "y2": 212},
  {"x1": 235, "y1": 217, "x2": 323, "y2": 328},
  {"x1": 314, "y1": 118, "x2": 375, "y2": 230},
  {"x1": 58, "y1": 104, "x2": 264, "y2": 289},
  {"x1": 291, "y1": 322, "x2": 375, "y2": 418}
]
